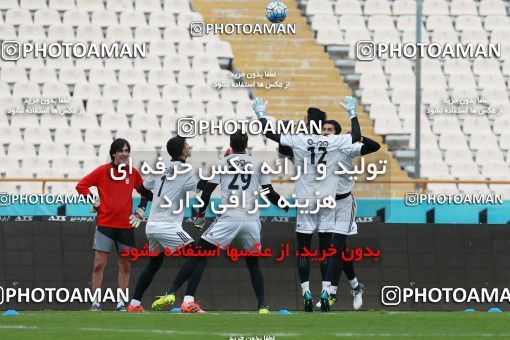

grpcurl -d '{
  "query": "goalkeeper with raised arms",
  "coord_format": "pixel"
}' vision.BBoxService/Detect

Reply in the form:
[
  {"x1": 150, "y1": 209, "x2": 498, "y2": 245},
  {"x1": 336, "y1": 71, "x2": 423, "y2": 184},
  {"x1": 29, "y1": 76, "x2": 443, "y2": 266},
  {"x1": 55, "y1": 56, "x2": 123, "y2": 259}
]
[{"x1": 252, "y1": 97, "x2": 362, "y2": 312}]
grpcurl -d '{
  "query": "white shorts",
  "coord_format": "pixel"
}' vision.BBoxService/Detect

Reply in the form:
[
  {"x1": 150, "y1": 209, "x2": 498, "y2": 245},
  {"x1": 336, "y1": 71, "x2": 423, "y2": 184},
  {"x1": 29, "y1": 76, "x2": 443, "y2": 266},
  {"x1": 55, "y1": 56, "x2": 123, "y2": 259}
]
[
  {"x1": 332, "y1": 194, "x2": 357, "y2": 235},
  {"x1": 147, "y1": 229, "x2": 194, "y2": 253},
  {"x1": 201, "y1": 219, "x2": 261, "y2": 250},
  {"x1": 295, "y1": 199, "x2": 336, "y2": 234}
]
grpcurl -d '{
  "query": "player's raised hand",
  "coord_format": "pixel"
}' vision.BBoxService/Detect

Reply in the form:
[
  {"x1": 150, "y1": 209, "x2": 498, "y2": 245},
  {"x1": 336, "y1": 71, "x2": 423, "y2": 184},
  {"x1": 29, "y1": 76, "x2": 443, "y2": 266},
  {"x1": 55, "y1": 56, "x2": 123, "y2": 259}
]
[
  {"x1": 252, "y1": 97, "x2": 267, "y2": 119},
  {"x1": 90, "y1": 196, "x2": 100, "y2": 213},
  {"x1": 129, "y1": 207, "x2": 145, "y2": 228},
  {"x1": 193, "y1": 210, "x2": 206, "y2": 230},
  {"x1": 341, "y1": 96, "x2": 357, "y2": 119}
]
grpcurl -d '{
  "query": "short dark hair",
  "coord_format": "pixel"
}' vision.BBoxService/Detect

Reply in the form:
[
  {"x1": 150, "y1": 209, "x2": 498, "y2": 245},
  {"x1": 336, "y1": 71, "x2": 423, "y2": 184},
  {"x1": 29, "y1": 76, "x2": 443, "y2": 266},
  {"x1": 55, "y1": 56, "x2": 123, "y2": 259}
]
[
  {"x1": 230, "y1": 131, "x2": 248, "y2": 152},
  {"x1": 324, "y1": 119, "x2": 342, "y2": 134},
  {"x1": 109, "y1": 138, "x2": 130, "y2": 162},
  {"x1": 307, "y1": 107, "x2": 327, "y2": 127},
  {"x1": 166, "y1": 136, "x2": 186, "y2": 159}
]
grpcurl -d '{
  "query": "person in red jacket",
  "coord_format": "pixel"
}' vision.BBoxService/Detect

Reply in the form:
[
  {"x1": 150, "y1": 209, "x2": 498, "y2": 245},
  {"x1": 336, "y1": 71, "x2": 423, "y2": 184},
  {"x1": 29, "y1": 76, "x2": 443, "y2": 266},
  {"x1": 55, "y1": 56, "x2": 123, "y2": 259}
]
[{"x1": 76, "y1": 138, "x2": 153, "y2": 311}]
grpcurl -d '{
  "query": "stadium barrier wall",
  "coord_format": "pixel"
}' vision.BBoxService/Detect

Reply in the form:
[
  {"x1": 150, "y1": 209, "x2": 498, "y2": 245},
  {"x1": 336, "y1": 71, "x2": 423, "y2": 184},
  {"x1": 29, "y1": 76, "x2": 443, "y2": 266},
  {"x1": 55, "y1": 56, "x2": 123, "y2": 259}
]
[
  {"x1": 1, "y1": 198, "x2": 510, "y2": 223},
  {"x1": 1, "y1": 221, "x2": 510, "y2": 311}
]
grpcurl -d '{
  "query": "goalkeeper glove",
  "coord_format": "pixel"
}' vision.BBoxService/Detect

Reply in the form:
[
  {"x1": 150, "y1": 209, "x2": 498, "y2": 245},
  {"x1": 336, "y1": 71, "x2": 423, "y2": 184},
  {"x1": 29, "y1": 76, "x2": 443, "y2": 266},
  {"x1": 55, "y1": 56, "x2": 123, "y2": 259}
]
[
  {"x1": 193, "y1": 210, "x2": 206, "y2": 230},
  {"x1": 90, "y1": 196, "x2": 100, "y2": 213},
  {"x1": 129, "y1": 207, "x2": 145, "y2": 228},
  {"x1": 252, "y1": 97, "x2": 267, "y2": 119},
  {"x1": 342, "y1": 96, "x2": 357, "y2": 118}
]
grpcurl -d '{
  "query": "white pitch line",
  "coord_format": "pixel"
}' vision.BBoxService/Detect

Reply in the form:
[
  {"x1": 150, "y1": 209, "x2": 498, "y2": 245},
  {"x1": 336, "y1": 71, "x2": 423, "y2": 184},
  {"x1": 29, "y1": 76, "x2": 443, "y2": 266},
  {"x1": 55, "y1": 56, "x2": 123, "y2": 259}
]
[
  {"x1": 0, "y1": 325, "x2": 300, "y2": 337},
  {"x1": 335, "y1": 333, "x2": 510, "y2": 337},
  {"x1": 0, "y1": 325, "x2": 37, "y2": 330}
]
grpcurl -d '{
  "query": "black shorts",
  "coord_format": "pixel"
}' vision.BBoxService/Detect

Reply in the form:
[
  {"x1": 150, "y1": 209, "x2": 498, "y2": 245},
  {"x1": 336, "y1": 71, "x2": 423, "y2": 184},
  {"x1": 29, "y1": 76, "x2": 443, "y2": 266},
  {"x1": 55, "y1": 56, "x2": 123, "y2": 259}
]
[{"x1": 92, "y1": 226, "x2": 136, "y2": 254}]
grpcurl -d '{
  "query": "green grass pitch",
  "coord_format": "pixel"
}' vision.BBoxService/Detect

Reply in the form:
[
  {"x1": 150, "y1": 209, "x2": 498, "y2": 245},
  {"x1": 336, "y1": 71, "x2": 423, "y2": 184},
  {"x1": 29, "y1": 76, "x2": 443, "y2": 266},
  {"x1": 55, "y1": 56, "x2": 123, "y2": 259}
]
[{"x1": 0, "y1": 311, "x2": 509, "y2": 339}]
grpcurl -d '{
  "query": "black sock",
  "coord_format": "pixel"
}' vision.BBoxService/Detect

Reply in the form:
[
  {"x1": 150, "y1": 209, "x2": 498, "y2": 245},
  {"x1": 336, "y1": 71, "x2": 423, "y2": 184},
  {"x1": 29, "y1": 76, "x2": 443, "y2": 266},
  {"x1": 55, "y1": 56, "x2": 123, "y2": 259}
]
[
  {"x1": 296, "y1": 232, "x2": 312, "y2": 284},
  {"x1": 343, "y1": 254, "x2": 356, "y2": 281},
  {"x1": 184, "y1": 256, "x2": 207, "y2": 296},
  {"x1": 246, "y1": 257, "x2": 266, "y2": 308},
  {"x1": 319, "y1": 232, "x2": 332, "y2": 281},
  {"x1": 325, "y1": 233, "x2": 348, "y2": 285},
  {"x1": 168, "y1": 240, "x2": 215, "y2": 294},
  {"x1": 133, "y1": 253, "x2": 164, "y2": 301}
]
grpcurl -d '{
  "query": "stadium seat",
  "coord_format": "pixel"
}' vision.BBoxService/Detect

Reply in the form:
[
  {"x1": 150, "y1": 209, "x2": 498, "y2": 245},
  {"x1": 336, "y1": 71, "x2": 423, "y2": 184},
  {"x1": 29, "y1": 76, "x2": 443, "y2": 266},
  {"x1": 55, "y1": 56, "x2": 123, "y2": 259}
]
[
  {"x1": 117, "y1": 99, "x2": 145, "y2": 116},
  {"x1": 106, "y1": 26, "x2": 134, "y2": 42},
  {"x1": 118, "y1": 69, "x2": 146, "y2": 85},
  {"x1": 149, "y1": 12, "x2": 176, "y2": 28},
  {"x1": 207, "y1": 100, "x2": 235, "y2": 117},
  {"x1": 18, "y1": 25, "x2": 46, "y2": 41},
  {"x1": 450, "y1": 161, "x2": 481, "y2": 178},
  {"x1": 102, "y1": 84, "x2": 131, "y2": 100},
  {"x1": 306, "y1": 0, "x2": 333, "y2": 15},
  {"x1": 135, "y1": 0, "x2": 162, "y2": 13},
  {"x1": 133, "y1": 84, "x2": 160, "y2": 100},
  {"x1": 39, "y1": 143, "x2": 67, "y2": 159},
  {"x1": 374, "y1": 116, "x2": 403, "y2": 135},
  {"x1": 164, "y1": 55, "x2": 191, "y2": 71},
  {"x1": 131, "y1": 113, "x2": 160, "y2": 130},
  {"x1": 135, "y1": 26, "x2": 162, "y2": 42},
  {"x1": 479, "y1": 0, "x2": 507, "y2": 15},
  {"x1": 115, "y1": 129, "x2": 144, "y2": 145},
  {"x1": 120, "y1": 11, "x2": 146, "y2": 26},
  {"x1": 310, "y1": 14, "x2": 338, "y2": 31},
  {"x1": 148, "y1": 69, "x2": 176, "y2": 86},
  {"x1": 363, "y1": 0, "x2": 392, "y2": 15},
  {"x1": 54, "y1": 128, "x2": 83, "y2": 144},
  {"x1": 338, "y1": 15, "x2": 366, "y2": 31},
  {"x1": 373, "y1": 28, "x2": 400, "y2": 44},
  {"x1": 469, "y1": 129, "x2": 500, "y2": 149},
  {"x1": 205, "y1": 41, "x2": 234, "y2": 59},
  {"x1": 107, "y1": 0, "x2": 134, "y2": 12},
  {"x1": 176, "y1": 100, "x2": 205, "y2": 116},
  {"x1": 165, "y1": 27, "x2": 191, "y2": 42},
  {"x1": 177, "y1": 70, "x2": 206, "y2": 86},
  {"x1": 13, "y1": 82, "x2": 41, "y2": 97},
  {"x1": 392, "y1": 0, "x2": 415, "y2": 15},
  {"x1": 163, "y1": 0, "x2": 191, "y2": 13},
  {"x1": 0, "y1": 0, "x2": 20, "y2": 10},
  {"x1": 150, "y1": 41, "x2": 177, "y2": 56},
  {"x1": 5, "y1": 9, "x2": 32, "y2": 25},
  {"x1": 475, "y1": 148, "x2": 505, "y2": 164},
  {"x1": 48, "y1": 24, "x2": 76, "y2": 42},
  {"x1": 59, "y1": 68, "x2": 87, "y2": 85},
  {"x1": 0, "y1": 24, "x2": 17, "y2": 40},
  {"x1": 484, "y1": 15, "x2": 510, "y2": 32},
  {"x1": 316, "y1": 28, "x2": 345, "y2": 45},
  {"x1": 450, "y1": 0, "x2": 478, "y2": 15},
  {"x1": 192, "y1": 55, "x2": 221, "y2": 72},
  {"x1": 100, "y1": 114, "x2": 130, "y2": 130},
  {"x1": 482, "y1": 162, "x2": 510, "y2": 181},
  {"x1": 84, "y1": 129, "x2": 114, "y2": 145},
  {"x1": 472, "y1": 59, "x2": 501, "y2": 76},
  {"x1": 0, "y1": 126, "x2": 23, "y2": 144},
  {"x1": 1, "y1": 66, "x2": 27, "y2": 82},
  {"x1": 422, "y1": 0, "x2": 449, "y2": 15},
  {"x1": 91, "y1": 10, "x2": 118, "y2": 27},
  {"x1": 63, "y1": 10, "x2": 90, "y2": 26},
  {"x1": 334, "y1": 0, "x2": 362, "y2": 15},
  {"x1": 76, "y1": 0, "x2": 104, "y2": 11},
  {"x1": 8, "y1": 143, "x2": 37, "y2": 158},
  {"x1": 34, "y1": 9, "x2": 60, "y2": 25},
  {"x1": 191, "y1": 85, "x2": 220, "y2": 102},
  {"x1": 162, "y1": 84, "x2": 189, "y2": 101},
  {"x1": 40, "y1": 115, "x2": 69, "y2": 129},
  {"x1": 426, "y1": 15, "x2": 454, "y2": 31},
  {"x1": 42, "y1": 82, "x2": 70, "y2": 98},
  {"x1": 76, "y1": 26, "x2": 104, "y2": 41}
]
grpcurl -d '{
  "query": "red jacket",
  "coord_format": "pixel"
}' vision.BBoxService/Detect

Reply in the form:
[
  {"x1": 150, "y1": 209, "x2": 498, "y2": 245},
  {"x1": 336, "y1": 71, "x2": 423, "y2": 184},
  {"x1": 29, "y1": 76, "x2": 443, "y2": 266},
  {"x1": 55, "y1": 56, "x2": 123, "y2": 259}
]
[{"x1": 76, "y1": 163, "x2": 143, "y2": 229}]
